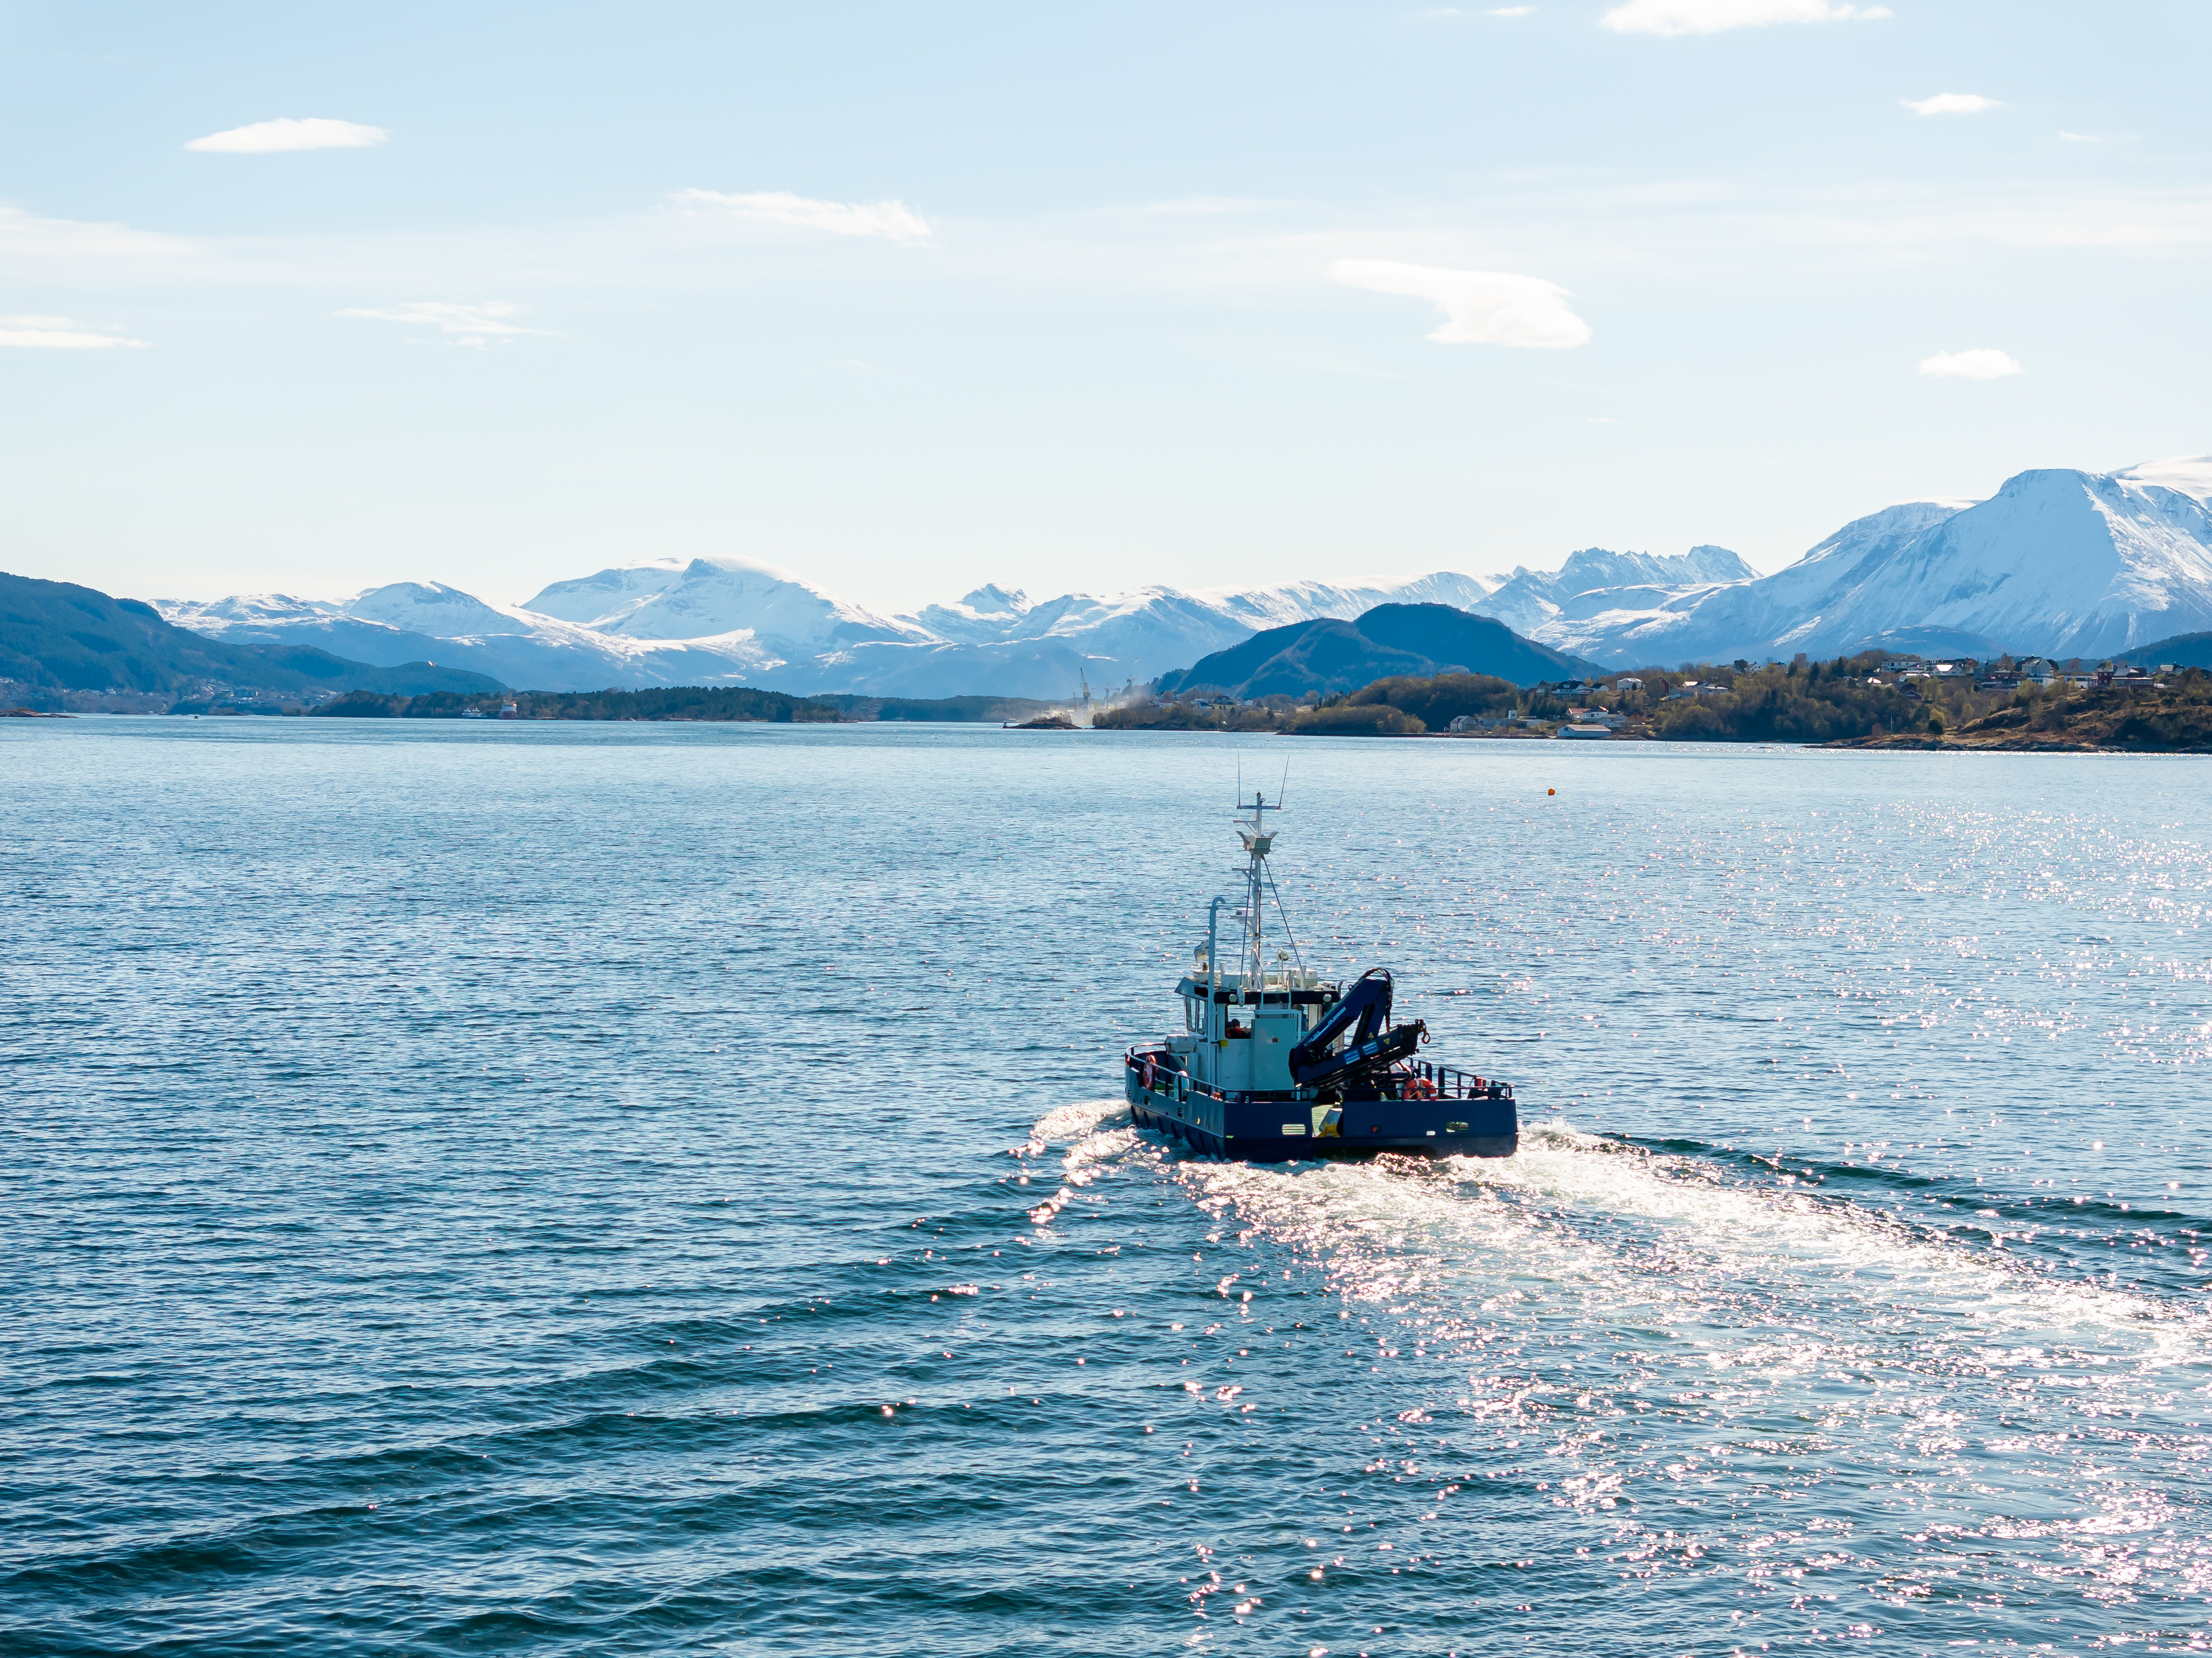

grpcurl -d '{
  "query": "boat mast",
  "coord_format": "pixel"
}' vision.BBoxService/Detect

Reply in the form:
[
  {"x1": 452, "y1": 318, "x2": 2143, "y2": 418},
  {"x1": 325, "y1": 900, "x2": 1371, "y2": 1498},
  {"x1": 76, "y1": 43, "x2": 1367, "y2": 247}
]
[{"x1": 1236, "y1": 790, "x2": 1276, "y2": 991}]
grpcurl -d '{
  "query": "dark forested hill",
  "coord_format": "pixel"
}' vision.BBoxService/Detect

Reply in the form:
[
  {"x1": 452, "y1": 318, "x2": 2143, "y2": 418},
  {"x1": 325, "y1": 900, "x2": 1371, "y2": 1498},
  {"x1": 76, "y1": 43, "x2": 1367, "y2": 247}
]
[
  {"x1": 2120, "y1": 631, "x2": 2212, "y2": 671},
  {"x1": 1155, "y1": 603, "x2": 1597, "y2": 697},
  {"x1": 1, "y1": 571, "x2": 500, "y2": 697}
]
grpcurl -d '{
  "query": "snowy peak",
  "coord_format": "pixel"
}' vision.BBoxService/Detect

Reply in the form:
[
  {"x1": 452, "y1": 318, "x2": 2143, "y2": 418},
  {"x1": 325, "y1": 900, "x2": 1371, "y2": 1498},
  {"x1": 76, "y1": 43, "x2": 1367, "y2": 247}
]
[
  {"x1": 1549, "y1": 545, "x2": 1756, "y2": 594},
  {"x1": 345, "y1": 581, "x2": 540, "y2": 638},
  {"x1": 1468, "y1": 545, "x2": 1749, "y2": 638},
  {"x1": 1190, "y1": 572, "x2": 1493, "y2": 632},
  {"x1": 906, "y1": 584, "x2": 1036, "y2": 642},
  {"x1": 520, "y1": 558, "x2": 691, "y2": 630},
  {"x1": 958, "y1": 584, "x2": 1030, "y2": 615},
  {"x1": 2113, "y1": 454, "x2": 2212, "y2": 506},
  {"x1": 156, "y1": 592, "x2": 346, "y2": 626},
  {"x1": 528, "y1": 554, "x2": 927, "y2": 648},
  {"x1": 1791, "y1": 500, "x2": 1972, "y2": 576}
]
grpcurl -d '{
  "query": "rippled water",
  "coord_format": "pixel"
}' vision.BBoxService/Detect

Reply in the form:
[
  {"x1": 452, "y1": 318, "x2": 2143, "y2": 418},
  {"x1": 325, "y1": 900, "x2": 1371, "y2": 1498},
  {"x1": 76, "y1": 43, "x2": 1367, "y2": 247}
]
[{"x1": 5, "y1": 720, "x2": 2210, "y2": 1655}]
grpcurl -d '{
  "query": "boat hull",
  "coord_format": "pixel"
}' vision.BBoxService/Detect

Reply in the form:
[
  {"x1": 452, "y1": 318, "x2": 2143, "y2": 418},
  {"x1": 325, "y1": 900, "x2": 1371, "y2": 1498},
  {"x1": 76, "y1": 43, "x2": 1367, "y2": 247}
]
[{"x1": 1124, "y1": 1060, "x2": 1517, "y2": 1161}]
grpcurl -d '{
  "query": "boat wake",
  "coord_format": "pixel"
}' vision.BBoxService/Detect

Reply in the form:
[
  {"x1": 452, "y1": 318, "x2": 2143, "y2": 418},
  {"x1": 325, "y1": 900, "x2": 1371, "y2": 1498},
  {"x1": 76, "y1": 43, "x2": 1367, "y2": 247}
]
[{"x1": 1017, "y1": 1095, "x2": 2212, "y2": 1620}]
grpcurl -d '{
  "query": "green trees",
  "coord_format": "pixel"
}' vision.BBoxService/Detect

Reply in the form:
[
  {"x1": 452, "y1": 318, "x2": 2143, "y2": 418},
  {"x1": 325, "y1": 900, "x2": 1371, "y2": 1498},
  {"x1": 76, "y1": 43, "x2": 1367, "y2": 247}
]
[
  {"x1": 1286, "y1": 703, "x2": 1426, "y2": 736},
  {"x1": 1343, "y1": 673, "x2": 1517, "y2": 728},
  {"x1": 1644, "y1": 659, "x2": 1923, "y2": 742},
  {"x1": 312, "y1": 686, "x2": 842, "y2": 721}
]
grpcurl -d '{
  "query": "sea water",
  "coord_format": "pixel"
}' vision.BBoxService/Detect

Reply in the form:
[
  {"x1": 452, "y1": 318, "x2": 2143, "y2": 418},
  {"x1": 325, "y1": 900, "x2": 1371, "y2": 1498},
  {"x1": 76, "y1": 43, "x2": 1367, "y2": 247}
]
[{"x1": 4, "y1": 719, "x2": 2209, "y2": 1655}]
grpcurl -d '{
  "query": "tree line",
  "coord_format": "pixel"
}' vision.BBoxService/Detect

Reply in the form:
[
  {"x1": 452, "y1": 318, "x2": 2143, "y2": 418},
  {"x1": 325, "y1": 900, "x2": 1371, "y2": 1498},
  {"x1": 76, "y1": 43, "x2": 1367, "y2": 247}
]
[
  {"x1": 1098, "y1": 654, "x2": 2212, "y2": 746},
  {"x1": 314, "y1": 687, "x2": 843, "y2": 722}
]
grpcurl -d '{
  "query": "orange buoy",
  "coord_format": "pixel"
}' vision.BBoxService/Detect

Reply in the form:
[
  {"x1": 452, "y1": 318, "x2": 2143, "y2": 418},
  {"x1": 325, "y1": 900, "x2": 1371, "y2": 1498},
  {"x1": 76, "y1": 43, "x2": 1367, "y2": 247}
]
[{"x1": 1547, "y1": 788, "x2": 1556, "y2": 795}]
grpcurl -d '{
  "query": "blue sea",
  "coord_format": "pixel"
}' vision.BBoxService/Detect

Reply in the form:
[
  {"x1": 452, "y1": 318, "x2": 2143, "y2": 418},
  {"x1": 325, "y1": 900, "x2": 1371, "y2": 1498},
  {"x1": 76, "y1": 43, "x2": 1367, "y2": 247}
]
[{"x1": 5, "y1": 718, "x2": 2211, "y2": 1656}]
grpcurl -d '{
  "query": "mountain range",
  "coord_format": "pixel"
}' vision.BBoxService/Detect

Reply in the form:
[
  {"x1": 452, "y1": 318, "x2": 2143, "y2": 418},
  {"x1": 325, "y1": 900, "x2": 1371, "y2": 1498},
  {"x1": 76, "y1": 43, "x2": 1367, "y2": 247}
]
[
  {"x1": 146, "y1": 453, "x2": 2212, "y2": 697},
  {"x1": 157, "y1": 565, "x2": 1501, "y2": 699}
]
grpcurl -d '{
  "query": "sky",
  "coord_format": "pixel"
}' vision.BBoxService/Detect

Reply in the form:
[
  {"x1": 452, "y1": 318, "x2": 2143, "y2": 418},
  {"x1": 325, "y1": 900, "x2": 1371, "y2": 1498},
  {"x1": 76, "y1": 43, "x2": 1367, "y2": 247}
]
[{"x1": 2, "y1": 0, "x2": 2208, "y2": 612}]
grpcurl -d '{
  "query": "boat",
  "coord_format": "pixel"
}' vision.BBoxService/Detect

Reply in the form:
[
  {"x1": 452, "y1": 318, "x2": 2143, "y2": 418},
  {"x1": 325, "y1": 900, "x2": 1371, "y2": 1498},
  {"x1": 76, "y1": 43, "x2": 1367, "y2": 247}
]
[{"x1": 1124, "y1": 791, "x2": 1517, "y2": 1160}]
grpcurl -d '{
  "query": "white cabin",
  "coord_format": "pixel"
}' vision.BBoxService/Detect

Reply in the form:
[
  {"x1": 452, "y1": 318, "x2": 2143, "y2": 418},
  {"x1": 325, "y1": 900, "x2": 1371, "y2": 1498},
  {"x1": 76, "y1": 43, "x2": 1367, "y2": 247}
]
[{"x1": 1170, "y1": 964, "x2": 1334, "y2": 1095}]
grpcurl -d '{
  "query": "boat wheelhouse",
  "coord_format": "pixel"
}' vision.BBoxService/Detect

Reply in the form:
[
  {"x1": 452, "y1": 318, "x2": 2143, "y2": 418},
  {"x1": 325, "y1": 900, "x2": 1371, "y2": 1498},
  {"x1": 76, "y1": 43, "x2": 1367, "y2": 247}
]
[{"x1": 1124, "y1": 791, "x2": 1517, "y2": 1160}]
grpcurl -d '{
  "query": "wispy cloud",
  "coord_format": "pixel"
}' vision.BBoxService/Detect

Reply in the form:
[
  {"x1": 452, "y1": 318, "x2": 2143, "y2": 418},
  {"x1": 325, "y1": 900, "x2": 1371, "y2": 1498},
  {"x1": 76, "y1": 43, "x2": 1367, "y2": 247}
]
[
  {"x1": 186, "y1": 118, "x2": 388, "y2": 154},
  {"x1": 1489, "y1": 5, "x2": 1534, "y2": 13},
  {"x1": 1904, "y1": 93, "x2": 1999, "y2": 117},
  {"x1": 2059, "y1": 130, "x2": 2134, "y2": 144},
  {"x1": 1601, "y1": 0, "x2": 1885, "y2": 37},
  {"x1": 1917, "y1": 347, "x2": 2022, "y2": 379},
  {"x1": 1331, "y1": 259, "x2": 1591, "y2": 348},
  {"x1": 338, "y1": 301, "x2": 549, "y2": 347},
  {"x1": 670, "y1": 189, "x2": 932, "y2": 243},
  {"x1": 0, "y1": 203, "x2": 195, "y2": 267},
  {"x1": 0, "y1": 314, "x2": 147, "y2": 349}
]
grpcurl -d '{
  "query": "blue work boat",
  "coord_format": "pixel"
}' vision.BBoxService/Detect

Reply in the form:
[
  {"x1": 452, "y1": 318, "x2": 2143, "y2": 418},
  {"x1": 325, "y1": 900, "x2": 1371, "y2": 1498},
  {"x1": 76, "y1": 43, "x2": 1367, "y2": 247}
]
[{"x1": 1125, "y1": 791, "x2": 1517, "y2": 1160}]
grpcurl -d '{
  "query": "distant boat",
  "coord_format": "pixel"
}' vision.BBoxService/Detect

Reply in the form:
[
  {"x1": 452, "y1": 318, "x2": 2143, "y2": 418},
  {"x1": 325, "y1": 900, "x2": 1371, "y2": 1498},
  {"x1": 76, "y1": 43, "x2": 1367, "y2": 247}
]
[
  {"x1": 1125, "y1": 790, "x2": 1518, "y2": 1160},
  {"x1": 462, "y1": 708, "x2": 487, "y2": 720},
  {"x1": 497, "y1": 700, "x2": 521, "y2": 720}
]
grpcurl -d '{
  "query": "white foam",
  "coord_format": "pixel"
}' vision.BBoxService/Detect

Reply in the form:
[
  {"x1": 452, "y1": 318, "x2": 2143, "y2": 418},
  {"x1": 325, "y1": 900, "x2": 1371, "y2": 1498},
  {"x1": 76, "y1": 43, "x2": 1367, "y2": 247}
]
[{"x1": 1031, "y1": 1103, "x2": 2206, "y2": 1372}]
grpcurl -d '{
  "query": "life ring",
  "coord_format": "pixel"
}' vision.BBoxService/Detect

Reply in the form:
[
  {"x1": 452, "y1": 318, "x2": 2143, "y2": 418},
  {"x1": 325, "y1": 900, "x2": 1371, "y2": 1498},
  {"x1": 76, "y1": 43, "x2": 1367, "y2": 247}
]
[{"x1": 1142, "y1": 1058, "x2": 1157, "y2": 1091}]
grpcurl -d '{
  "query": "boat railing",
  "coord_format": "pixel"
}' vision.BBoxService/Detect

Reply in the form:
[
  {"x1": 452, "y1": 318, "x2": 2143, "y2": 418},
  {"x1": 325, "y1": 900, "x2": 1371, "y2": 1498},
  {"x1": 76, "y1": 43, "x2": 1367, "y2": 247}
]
[
  {"x1": 1126, "y1": 1047, "x2": 1509, "y2": 1106},
  {"x1": 1402, "y1": 1060, "x2": 1513, "y2": 1102}
]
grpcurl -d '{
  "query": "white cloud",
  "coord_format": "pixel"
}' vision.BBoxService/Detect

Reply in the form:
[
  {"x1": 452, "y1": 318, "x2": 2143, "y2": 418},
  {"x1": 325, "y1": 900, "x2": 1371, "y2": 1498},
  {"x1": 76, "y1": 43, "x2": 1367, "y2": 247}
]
[
  {"x1": 1601, "y1": 0, "x2": 1883, "y2": 37},
  {"x1": 186, "y1": 118, "x2": 388, "y2": 154},
  {"x1": 1917, "y1": 347, "x2": 2023, "y2": 379},
  {"x1": 2059, "y1": 130, "x2": 2134, "y2": 144},
  {"x1": 1489, "y1": 5, "x2": 1534, "y2": 13},
  {"x1": 1330, "y1": 259, "x2": 1591, "y2": 348},
  {"x1": 338, "y1": 301, "x2": 549, "y2": 345},
  {"x1": 1904, "y1": 93, "x2": 2000, "y2": 117},
  {"x1": 670, "y1": 189, "x2": 932, "y2": 243},
  {"x1": 0, "y1": 315, "x2": 147, "y2": 349}
]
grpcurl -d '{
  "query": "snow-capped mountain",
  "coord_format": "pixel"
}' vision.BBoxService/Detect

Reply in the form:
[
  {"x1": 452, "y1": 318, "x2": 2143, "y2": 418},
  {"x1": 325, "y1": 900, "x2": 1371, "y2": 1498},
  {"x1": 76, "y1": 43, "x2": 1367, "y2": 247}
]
[
  {"x1": 1470, "y1": 546, "x2": 1758, "y2": 639},
  {"x1": 157, "y1": 582, "x2": 786, "y2": 691},
  {"x1": 523, "y1": 555, "x2": 931, "y2": 649},
  {"x1": 157, "y1": 566, "x2": 1502, "y2": 697},
  {"x1": 1521, "y1": 457, "x2": 2212, "y2": 666}
]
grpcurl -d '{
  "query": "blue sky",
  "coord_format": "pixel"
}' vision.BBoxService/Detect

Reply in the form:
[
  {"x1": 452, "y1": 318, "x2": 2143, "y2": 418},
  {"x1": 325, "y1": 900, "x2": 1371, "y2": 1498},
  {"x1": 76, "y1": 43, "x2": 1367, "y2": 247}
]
[{"x1": 3, "y1": 0, "x2": 2207, "y2": 610}]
